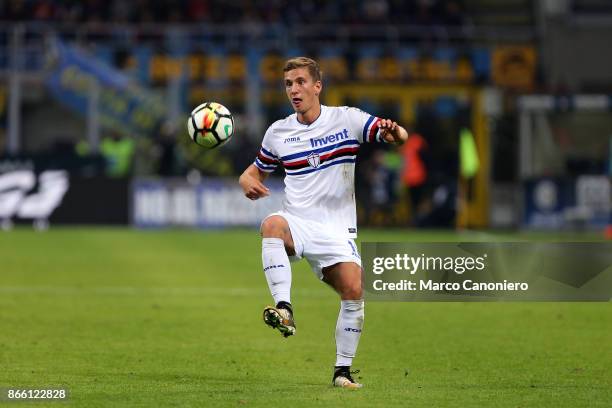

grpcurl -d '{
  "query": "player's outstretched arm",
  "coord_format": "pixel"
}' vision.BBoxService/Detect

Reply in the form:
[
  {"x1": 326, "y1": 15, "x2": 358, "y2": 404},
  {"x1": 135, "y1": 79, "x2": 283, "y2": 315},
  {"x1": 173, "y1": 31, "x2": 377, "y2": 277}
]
[
  {"x1": 239, "y1": 164, "x2": 270, "y2": 200},
  {"x1": 378, "y1": 118, "x2": 409, "y2": 145}
]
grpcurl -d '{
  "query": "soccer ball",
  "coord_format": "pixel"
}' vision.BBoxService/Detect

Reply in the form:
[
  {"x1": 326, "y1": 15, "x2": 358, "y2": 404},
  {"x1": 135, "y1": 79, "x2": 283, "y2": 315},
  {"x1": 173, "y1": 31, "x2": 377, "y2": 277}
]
[{"x1": 187, "y1": 102, "x2": 234, "y2": 148}]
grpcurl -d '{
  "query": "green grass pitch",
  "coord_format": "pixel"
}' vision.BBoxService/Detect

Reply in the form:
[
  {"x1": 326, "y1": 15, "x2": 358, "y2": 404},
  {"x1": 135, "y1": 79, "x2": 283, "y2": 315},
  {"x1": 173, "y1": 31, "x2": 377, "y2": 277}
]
[{"x1": 0, "y1": 228, "x2": 610, "y2": 407}]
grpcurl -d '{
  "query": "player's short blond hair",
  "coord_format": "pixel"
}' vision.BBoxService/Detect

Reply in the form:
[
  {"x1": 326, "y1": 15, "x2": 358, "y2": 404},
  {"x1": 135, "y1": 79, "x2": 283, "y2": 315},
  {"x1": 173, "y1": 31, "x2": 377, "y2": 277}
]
[{"x1": 283, "y1": 57, "x2": 322, "y2": 82}]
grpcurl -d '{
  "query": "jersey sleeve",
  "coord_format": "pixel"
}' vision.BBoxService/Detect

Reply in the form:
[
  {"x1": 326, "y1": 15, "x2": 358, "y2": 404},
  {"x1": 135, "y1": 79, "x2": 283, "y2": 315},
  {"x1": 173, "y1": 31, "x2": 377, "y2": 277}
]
[
  {"x1": 253, "y1": 127, "x2": 281, "y2": 173},
  {"x1": 345, "y1": 107, "x2": 387, "y2": 144}
]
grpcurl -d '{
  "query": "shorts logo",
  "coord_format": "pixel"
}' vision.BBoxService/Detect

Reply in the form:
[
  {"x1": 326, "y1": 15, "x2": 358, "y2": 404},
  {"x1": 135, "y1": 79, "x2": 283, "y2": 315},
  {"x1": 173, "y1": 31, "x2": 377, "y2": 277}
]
[{"x1": 306, "y1": 152, "x2": 321, "y2": 168}]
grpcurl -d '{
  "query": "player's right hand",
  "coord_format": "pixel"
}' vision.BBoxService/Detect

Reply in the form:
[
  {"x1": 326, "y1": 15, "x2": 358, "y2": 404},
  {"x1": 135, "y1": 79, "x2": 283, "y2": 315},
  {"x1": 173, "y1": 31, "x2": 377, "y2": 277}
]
[
  {"x1": 243, "y1": 179, "x2": 270, "y2": 200},
  {"x1": 239, "y1": 163, "x2": 271, "y2": 200}
]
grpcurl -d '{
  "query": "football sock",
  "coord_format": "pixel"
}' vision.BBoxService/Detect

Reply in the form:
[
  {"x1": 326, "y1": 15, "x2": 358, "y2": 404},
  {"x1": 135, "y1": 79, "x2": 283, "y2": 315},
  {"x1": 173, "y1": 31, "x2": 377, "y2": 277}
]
[
  {"x1": 335, "y1": 299, "x2": 364, "y2": 367},
  {"x1": 262, "y1": 238, "x2": 292, "y2": 305}
]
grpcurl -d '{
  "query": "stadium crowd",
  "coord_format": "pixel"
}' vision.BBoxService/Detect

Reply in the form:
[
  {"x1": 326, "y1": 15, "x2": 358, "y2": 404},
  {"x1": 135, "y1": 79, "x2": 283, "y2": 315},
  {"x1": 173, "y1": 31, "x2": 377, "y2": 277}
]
[{"x1": 1, "y1": 0, "x2": 467, "y2": 27}]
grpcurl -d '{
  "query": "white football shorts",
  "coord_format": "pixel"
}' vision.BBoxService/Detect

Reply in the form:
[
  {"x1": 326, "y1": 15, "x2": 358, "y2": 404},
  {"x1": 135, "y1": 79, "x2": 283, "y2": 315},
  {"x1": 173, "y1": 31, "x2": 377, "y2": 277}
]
[{"x1": 262, "y1": 211, "x2": 362, "y2": 280}]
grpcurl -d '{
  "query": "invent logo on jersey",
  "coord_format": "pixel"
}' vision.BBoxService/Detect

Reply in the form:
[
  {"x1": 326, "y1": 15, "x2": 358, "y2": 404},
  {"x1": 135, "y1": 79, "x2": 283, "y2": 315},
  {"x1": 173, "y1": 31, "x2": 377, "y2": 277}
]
[{"x1": 310, "y1": 129, "x2": 349, "y2": 147}]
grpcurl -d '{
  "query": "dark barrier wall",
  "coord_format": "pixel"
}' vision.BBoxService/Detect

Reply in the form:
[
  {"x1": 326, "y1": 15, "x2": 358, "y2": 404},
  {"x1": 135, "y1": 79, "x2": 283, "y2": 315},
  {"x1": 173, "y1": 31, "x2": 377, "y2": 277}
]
[
  {"x1": 0, "y1": 158, "x2": 129, "y2": 225},
  {"x1": 50, "y1": 177, "x2": 129, "y2": 225}
]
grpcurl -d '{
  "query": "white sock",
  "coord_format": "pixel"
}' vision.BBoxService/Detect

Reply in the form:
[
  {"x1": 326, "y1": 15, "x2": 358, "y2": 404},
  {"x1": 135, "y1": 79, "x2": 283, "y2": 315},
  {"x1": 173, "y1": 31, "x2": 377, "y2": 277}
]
[
  {"x1": 262, "y1": 238, "x2": 292, "y2": 305},
  {"x1": 335, "y1": 299, "x2": 365, "y2": 367}
]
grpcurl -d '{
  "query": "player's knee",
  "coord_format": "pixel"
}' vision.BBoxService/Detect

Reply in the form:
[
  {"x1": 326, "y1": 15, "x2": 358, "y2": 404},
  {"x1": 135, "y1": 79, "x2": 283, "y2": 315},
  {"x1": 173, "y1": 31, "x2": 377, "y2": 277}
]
[
  {"x1": 342, "y1": 282, "x2": 363, "y2": 300},
  {"x1": 260, "y1": 215, "x2": 287, "y2": 238}
]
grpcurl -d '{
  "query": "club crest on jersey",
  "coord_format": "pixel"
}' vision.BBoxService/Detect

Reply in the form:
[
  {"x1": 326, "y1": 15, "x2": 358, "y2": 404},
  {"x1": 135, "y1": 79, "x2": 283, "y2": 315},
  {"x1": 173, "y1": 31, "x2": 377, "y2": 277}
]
[{"x1": 306, "y1": 152, "x2": 321, "y2": 168}]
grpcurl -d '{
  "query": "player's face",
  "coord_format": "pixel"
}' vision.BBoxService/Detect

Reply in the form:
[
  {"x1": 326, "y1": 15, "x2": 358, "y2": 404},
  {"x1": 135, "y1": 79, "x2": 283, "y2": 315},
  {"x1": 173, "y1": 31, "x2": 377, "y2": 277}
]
[{"x1": 284, "y1": 67, "x2": 322, "y2": 114}]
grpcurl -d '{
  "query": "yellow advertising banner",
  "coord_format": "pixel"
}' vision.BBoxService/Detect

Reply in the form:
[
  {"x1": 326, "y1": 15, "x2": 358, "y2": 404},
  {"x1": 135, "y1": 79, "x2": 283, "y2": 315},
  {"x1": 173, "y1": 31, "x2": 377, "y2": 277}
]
[{"x1": 492, "y1": 46, "x2": 537, "y2": 90}]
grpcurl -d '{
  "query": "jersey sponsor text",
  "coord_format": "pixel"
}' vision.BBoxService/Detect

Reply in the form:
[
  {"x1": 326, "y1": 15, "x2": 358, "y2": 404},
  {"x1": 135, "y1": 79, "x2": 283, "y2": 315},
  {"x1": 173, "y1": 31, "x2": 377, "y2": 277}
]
[{"x1": 310, "y1": 128, "x2": 349, "y2": 147}]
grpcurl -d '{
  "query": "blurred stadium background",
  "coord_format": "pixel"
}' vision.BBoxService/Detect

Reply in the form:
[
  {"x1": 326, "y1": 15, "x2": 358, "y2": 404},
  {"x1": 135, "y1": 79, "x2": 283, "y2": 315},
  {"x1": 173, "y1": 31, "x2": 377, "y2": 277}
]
[{"x1": 0, "y1": 0, "x2": 610, "y2": 233}]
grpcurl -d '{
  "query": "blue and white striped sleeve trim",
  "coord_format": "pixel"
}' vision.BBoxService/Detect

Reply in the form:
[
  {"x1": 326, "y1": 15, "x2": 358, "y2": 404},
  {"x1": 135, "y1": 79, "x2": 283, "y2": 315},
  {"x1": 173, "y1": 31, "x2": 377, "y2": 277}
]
[{"x1": 254, "y1": 146, "x2": 279, "y2": 173}]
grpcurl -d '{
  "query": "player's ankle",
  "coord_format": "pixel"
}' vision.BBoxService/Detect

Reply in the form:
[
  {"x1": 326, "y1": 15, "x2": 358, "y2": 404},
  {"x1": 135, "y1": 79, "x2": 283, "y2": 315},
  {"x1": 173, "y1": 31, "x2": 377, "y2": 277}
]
[{"x1": 276, "y1": 301, "x2": 293, "y2": 313}]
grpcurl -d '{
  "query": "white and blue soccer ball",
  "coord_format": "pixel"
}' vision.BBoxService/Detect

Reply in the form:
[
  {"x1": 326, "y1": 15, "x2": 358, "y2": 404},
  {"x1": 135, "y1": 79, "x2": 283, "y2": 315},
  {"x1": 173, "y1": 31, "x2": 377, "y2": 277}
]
[{"x1": 187, "y1": 102, "x2": 234, "y2": 148}]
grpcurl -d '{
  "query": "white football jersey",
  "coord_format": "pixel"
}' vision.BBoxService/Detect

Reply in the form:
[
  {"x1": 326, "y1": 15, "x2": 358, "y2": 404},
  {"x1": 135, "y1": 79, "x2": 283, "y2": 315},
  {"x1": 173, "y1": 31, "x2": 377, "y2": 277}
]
[{"x1": 253, "y1": 105, "x2": 385, "y2": 238}]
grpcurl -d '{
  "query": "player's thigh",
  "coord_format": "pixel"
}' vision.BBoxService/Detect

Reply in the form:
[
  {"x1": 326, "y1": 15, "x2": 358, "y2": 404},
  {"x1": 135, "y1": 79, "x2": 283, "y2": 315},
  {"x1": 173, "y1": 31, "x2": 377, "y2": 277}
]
[
  {"x1": 322, "y1": 261, "x2": 363, "y2": 300},
  {"x1": 304, "y1": 234, "x2": 361, "y2": 289}
]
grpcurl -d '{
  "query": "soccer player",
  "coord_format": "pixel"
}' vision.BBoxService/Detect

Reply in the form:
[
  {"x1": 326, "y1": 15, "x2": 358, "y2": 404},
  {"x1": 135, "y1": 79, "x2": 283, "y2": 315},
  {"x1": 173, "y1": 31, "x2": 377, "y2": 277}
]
[{"x1": 239, "y1": 57, "x2": 408, "y2": 388}]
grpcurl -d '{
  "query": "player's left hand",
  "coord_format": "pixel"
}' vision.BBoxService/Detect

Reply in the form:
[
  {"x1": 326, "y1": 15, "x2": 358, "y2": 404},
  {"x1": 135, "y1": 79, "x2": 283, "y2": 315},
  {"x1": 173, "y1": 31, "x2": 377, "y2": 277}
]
[{"x1": 378, "y1": 119, "x2": 408, "y2": 144}]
